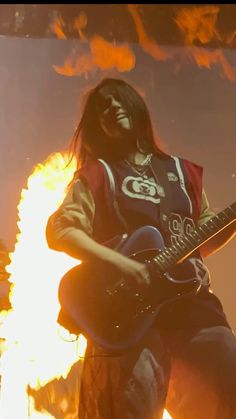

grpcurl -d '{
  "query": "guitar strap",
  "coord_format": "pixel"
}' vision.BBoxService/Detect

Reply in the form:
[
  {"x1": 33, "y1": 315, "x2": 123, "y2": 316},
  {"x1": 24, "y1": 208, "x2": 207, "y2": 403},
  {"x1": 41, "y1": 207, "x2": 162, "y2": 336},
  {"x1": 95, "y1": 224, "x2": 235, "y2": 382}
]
[{"x1": 150, "y1": 155, "x2": 173, "y2": 234}]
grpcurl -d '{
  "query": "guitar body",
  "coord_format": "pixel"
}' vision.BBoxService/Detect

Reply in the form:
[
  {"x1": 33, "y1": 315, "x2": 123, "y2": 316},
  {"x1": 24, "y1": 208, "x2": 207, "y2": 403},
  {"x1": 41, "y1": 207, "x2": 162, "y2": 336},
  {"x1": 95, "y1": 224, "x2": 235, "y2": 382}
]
[{"x1": 58, "y1": 226, "x2": 202, "y2": 352}]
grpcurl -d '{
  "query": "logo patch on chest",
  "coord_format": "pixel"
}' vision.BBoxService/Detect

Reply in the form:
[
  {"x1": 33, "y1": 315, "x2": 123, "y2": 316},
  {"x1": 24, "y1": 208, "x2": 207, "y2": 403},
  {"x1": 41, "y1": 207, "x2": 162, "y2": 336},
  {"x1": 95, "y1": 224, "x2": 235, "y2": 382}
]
[
  {"x1": 121, "y1": 175, "x2": 164, "y2": 203},
  {"x1": 167, "y1": 172, "x2": 178, "y2": 182}
]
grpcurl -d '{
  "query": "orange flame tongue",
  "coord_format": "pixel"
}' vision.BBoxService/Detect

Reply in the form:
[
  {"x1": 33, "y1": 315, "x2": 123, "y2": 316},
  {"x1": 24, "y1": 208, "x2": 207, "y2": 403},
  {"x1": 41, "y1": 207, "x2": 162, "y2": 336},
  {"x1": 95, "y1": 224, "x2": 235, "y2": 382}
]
[
  {"x1": 175, "y1": 5, "x2": 236, "y2": 81},
  {"x1": 0, "y1": 151, "x2": 172, "y2": 417},
  {"x1": 0, "y1": 152, "x2": 85, "y2": 417},
  {"x1": 51, "y1": 16, "x2": 66, "y2": 39},
  {"x1": 175, "y1": 5, "x2": 222, "y2": 45},
  {"x1": 127, "y1": 4, "x2": 169, "y2": 61},
  {"x1": 53, "y1": 11, "x2": 135, "y2": 77}
]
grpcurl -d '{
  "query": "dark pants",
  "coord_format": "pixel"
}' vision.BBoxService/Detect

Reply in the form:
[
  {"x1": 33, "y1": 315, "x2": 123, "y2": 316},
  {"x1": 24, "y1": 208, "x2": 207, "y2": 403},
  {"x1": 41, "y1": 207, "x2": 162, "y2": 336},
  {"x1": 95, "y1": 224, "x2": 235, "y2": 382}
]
[{"x1": 78, "y1": 325, "x2": 236, "y2": 419}]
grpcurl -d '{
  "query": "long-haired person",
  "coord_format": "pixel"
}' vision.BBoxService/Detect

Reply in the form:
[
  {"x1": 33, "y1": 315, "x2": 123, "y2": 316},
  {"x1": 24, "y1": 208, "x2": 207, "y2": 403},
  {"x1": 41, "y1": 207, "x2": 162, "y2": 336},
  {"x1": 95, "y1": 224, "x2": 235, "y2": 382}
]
[{"x1": 46, "y1": 78, "x2": 236, "y2": 419}]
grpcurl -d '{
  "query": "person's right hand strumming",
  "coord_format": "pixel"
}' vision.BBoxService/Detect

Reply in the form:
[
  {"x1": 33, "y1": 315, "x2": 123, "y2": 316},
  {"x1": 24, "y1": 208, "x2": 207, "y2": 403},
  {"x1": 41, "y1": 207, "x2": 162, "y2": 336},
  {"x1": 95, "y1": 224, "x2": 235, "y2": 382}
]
[
  {"x1": 51, "y1": 228, "x2": 151, "y2": 289},
  {"x1": 107, "y1": 251, "x2": 151, "y2": 288}
]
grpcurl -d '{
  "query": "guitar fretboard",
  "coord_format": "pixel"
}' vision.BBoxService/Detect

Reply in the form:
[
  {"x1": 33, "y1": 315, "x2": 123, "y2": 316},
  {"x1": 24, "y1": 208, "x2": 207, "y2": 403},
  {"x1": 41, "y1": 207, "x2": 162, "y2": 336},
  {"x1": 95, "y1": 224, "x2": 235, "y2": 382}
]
[{"x1": 152, "y1": 202, "x2": 236, "y2": 272}]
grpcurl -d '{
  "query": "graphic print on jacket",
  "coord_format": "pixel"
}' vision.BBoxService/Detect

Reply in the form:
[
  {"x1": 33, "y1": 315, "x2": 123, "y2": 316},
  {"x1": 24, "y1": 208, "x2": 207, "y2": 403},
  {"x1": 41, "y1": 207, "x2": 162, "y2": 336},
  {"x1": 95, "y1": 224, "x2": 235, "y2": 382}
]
[
  {"x1": 121, "y1": 175, "x2": 165, "y2": 204},
  {"x1": 76, "y1": 155, "x2": 229, "y2": 329},
  {"x1": 110, "y1": 156, "x2": 210, "y2": 286},
  {"x1": 110, "y1": 157, "x2": 195, "y2": 244}
]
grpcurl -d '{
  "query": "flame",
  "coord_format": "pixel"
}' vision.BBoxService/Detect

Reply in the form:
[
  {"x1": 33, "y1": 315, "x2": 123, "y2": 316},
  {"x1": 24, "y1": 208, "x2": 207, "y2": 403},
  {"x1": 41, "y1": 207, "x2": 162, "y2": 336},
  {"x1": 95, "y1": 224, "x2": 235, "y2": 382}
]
[
  {"x1": 73, "y1": 12, "x2": 88, "y2": 42},
  {"x1": 54, "y1": 37, "x2": 135, "y2": 77},
  {"x1": 51, "y1": 16, "x2": 66, "y2": 40},
  {"x1": 127, "y1": 4, "x2": 169, "y2": 61},
  {"x1": 0, "y1": 152, "x2": 86, "y2": 418},
  {"x1": 226, "y1": 29, "x2": 236, "y2": 46},
  {"x1": 163, "y1": 410, "x2": 172, "y2": 419},
  {"x1": 175, "y1": 5, "x2": 236, "y2": 81},
  {"x1": 52, "y1": 55, "x2": 92, "y2": 79},
  {"x1": 51, "y1": 7, "x2": 236, "y2": 83},
  {"x1": 0, "y1": 150, "x2": 172, "y2": 417},
  {"x1": 90, "y1": 35, "x2": 135, "y2": 72},
  {"x1": 175, "y1": 5, "x2": 222, "y2": 45},
  {"x1": 53, "y1": 12, "x2": 135, "y2": 77},
  {"x1": 189, "y1": 47, "x2": 236, "y2": 81}
]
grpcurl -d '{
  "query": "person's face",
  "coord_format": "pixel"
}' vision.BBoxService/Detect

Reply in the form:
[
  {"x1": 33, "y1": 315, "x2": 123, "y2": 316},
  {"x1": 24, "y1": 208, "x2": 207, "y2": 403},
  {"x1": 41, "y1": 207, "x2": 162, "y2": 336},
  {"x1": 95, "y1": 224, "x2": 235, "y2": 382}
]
[{"x1": 96, "y1": 91, "x2": 133, "y2": 140}]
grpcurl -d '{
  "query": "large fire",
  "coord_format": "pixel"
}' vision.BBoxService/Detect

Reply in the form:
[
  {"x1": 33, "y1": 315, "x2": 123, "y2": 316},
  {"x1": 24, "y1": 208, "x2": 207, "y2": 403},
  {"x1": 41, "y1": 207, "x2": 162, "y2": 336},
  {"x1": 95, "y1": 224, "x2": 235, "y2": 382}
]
[
  {"x1": 0, "y1": 152, "x2": 85, "y2": 418},
  {"x1": 52, "y1": 6, "x2": 236, "y2": 82},
  {"x1": 0, "y1": 152, "x2": 171, "y2": 417}
]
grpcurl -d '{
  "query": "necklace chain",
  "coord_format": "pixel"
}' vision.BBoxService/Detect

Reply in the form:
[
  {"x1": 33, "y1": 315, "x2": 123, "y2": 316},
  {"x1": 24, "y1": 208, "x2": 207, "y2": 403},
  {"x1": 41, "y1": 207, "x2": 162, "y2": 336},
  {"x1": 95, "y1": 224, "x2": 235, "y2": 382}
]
[{"x1": 124, "y1": 153, "x2": 153, "y2": 176}]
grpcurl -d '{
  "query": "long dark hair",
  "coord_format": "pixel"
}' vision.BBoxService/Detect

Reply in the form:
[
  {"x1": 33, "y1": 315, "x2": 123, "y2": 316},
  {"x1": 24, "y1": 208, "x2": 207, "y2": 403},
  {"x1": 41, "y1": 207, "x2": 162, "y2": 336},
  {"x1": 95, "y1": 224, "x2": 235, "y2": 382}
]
[{"x1": 69, "y1": 78, "x2": 166, "y2": 168}]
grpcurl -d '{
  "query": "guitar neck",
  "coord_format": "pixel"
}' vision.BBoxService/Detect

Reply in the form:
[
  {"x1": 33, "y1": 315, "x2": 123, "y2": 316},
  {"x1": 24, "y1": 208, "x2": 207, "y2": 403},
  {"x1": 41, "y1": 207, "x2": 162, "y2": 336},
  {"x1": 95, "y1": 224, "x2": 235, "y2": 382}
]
[{"x1": 152, "y1": 202, "x2": 236, "y2": 272}]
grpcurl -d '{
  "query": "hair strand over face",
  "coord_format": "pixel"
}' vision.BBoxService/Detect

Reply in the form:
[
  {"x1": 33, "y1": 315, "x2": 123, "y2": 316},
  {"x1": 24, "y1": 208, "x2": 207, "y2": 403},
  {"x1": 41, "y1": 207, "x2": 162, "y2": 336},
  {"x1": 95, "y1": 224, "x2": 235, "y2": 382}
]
[{"x1": 68, "y1": 78, "x2": 166, "y2": 168}]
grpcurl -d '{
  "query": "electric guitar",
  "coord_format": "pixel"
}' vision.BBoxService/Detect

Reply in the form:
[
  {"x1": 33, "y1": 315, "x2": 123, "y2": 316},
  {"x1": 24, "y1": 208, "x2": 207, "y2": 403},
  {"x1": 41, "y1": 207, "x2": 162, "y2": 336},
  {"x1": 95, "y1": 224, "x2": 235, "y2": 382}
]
[{"x1": 58, "y1": 202, "x2": 236, "y2": 352}]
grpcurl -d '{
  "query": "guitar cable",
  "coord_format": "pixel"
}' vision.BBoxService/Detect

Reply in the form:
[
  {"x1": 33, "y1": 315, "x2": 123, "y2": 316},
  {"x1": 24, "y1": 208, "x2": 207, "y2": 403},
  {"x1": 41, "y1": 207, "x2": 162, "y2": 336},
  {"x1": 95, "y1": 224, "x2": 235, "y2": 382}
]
[{"x1": 57, "y1": 325, "x2": 124, "y2": 359}]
